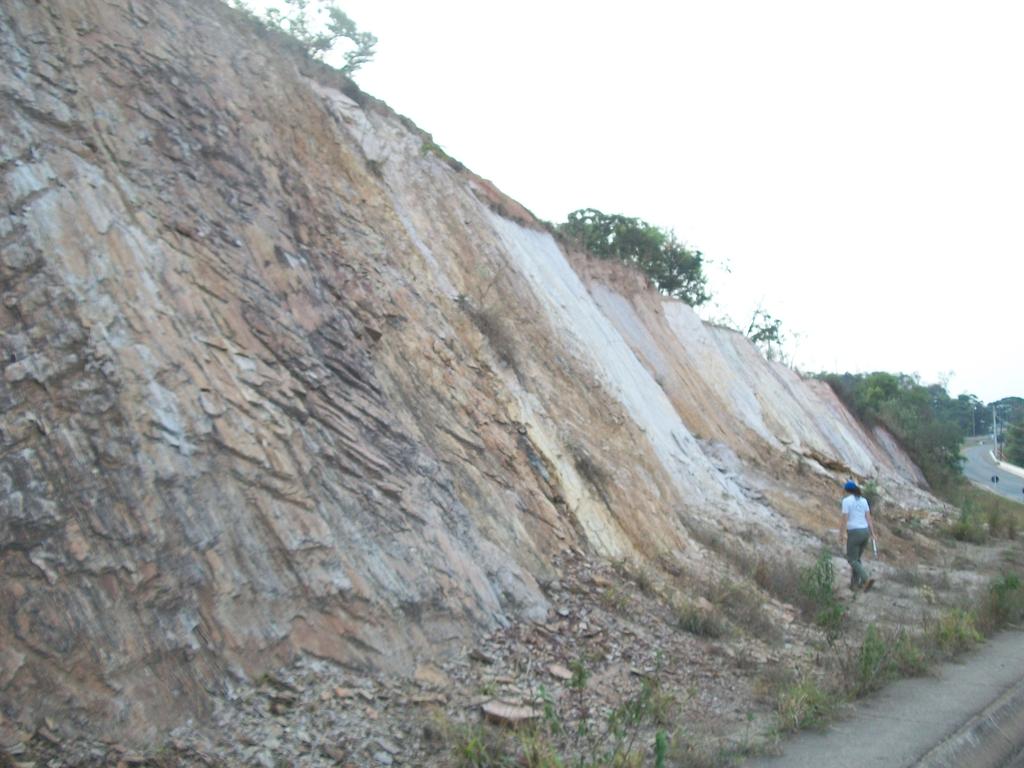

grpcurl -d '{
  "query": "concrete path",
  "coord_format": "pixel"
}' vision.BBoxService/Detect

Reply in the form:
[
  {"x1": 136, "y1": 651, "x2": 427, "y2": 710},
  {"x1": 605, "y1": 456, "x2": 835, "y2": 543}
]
[{"x1": 742, "y1": 630, "x2": 1024, "y2": 768}]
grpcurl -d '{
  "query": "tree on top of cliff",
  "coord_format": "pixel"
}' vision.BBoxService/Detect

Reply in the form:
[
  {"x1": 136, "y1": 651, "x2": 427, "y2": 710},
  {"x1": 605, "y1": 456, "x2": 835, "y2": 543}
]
[
  {"x1": 232, "y1": 0, "x2": 377, "y2": 75},
  {"x1": 746, "y1": 307, "x2": 786, "y2": 362},
  {"x1": 558, "y1": 208, "x2": 711, "y2": 307}
]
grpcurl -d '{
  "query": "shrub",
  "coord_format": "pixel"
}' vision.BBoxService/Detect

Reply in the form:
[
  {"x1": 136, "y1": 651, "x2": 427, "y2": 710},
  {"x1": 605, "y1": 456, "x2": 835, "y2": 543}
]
[
  {"x1": 814, "y1": 602, "x2": 848, "y2": 643},
  {"x1": 834, "y1": 625, "x2": 928, "y2": 701},
  {"x1": 852, "y1": 624, "x2": 889, "y2": 696},
  {"x1": 928, "y1": 608, "x2": 982, "y2": 656},
  {"x1": 775, "y1": 674, "x2": 838, "y2": 733},
  {"x1": 949, "y1": 509, "x2": 987, "y2": 544},
  {"x1": 799, "y1": 550, "x2": 836, "y2": 606},
  {"x1": 976, "y1": 573, "x2": 1024, "y2": 634},
  {"x1": 799, "y1": 551, "x2": 847, "y2": 641},
  {"x1": 674, "y1": 601, "x2": 728, "y2": 639},
  {"x1": 946, "y1": 485, "x2": 1024, "y2": 541},
  {"x1": 447, "y1": 722, "x2": 513, "y2": 768},
  {"x1": 709, "y1": 578, "x2": 781, "y2": 643},
  {"x1": 889, "y1": 629, "x2": 929, "y2": 677},
  {"x1": 752, "y1": 556, "x2": 808, "y2": 610}
]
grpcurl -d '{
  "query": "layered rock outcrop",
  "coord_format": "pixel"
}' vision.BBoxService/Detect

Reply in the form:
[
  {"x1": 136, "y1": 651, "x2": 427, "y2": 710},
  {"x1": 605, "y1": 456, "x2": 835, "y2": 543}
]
[{"x1": 1, "y1": 0, "x2": 938, "y2": 741}]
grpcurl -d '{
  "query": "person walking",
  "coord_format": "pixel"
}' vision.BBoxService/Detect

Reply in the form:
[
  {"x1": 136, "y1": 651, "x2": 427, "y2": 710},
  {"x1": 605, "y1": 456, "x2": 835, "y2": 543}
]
[{"x1": 839, "y1": 480, "x2": 877, "y2": 592}]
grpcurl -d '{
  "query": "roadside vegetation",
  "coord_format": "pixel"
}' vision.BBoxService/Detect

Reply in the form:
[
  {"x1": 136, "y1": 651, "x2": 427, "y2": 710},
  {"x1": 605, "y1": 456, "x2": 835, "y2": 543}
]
[
  {"x1": 819, "y1": 374, "x2": 1023, "y2": 505},
  {"x1": 767, "y1": 570, "x2": 1024, "y2": 738},
  {"x1": 818, "y1": 372, "x2": 966, "y2": 490},
  {"x1": 1007, "y1": 420, "x2": 1024, "y2": 465},
  {"x1": 436, "y1": 556, "x2": 1024, "y2": 767}
]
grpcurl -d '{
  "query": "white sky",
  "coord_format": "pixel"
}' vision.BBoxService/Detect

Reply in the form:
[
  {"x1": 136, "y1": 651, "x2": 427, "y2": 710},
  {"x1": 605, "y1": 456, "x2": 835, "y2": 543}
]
[{"x1": 246, "y1": 1, "x2": 1024, "y2": 402}]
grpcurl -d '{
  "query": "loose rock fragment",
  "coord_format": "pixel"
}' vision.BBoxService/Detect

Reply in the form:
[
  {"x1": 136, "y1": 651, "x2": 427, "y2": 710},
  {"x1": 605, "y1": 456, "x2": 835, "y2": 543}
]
[
  {"x1": 481, "y1": 700, "x2": 541, "y2": 727},
  {"x1": 548, "y1": 663, "x2": 573, "y2": 680}
]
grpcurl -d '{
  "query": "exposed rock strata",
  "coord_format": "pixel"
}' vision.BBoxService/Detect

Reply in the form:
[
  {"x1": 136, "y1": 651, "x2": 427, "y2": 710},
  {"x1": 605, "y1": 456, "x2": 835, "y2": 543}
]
[{"x1": 0, "y1": 0, "x2": 942, "y2": 742}]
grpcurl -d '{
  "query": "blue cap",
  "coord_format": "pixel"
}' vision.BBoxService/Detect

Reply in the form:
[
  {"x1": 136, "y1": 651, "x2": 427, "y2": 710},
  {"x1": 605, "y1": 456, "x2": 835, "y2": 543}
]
[{"x1": 844, "y1": 480, "x2": 858, "y2": 491}]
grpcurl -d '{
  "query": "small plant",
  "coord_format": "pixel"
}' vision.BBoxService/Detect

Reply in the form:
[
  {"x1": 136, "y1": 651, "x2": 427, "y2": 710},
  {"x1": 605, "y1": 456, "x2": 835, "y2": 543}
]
[
  {"x1": 447, "y1": 722, "x2": 513, "y2": 768},
  {"x1": 799, "y1": 550, "x2": 847, "y2": 641},
  {"x1": 610, "y1": 558, "x2": 657, "y2": 596},
  {"x1": 890, "y1": 629, "x2": 929, "y2": 677},
  {"x1": 928, "y1": 608, "x2": 982, "y2": 656},
  {"x1": 654, "y1": 730, "x2": 668, "y2": 768},
  {"x1": 986, "y1": 507, "x2": 1021, "y2": 540},
  {"x1": 674, "y1": 600, "x2": 728, "y2": 639},
  {"x1": 604, "y1": 677, "x2": 677, "y2": 763},
  {"x1": 600, "y1": 585, "x2": 630, "y2": 613},
  {"x1": 775, "y1": 673, "x2": 837, "y2": 733},
  {"x1": 536, "y1": 685, "x2": 561, "y2": 736},
  {"x1": 799, "y1": 550, "x2": 836, "y2": 605},
  {"x1": 950, "y1": 508, "x2": 988, "y2": 543},
  {"x1": 515, "y1": 734, "x2": 562, "y2": 768},
  {"x1": 751, "y1": 556, "x2": 805, "y2": 606},
  {"x1": 976, "y1": 573, "x2": 1024, "y2": 633},
  {"x1": 834, "y1": 625, "x2": 929, "y2": 701},
  {"x1": 706, "y1": 577, "x2": 781, "y2": 644},
  {"x1": 814, "y1": 602, "x2": 848, "y2": 643},
  {"x1": 632, "y1": 566, "x2": 657, "y2": 596},
  {"x1": 664, "y1": 733, "x2": 732, "y2": 768},
  {"x1": 948, "y1": 487, "x2": 1024, "y2": 542},
  {"x1": 851, "y1": 624, "x2": 890, "y2": 696}
]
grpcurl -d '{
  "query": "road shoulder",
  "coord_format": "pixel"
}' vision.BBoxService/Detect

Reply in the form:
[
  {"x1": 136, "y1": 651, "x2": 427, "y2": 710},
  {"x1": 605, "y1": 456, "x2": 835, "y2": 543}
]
[{"x1": 742, "y1": 630, "x2": 1024, "y2": 768}]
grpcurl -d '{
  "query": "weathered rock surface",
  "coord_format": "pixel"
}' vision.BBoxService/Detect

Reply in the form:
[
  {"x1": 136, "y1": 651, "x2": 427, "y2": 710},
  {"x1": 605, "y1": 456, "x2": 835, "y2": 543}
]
[{"x1": 0, "y1": 0, "x2": 945, "y2": 747}]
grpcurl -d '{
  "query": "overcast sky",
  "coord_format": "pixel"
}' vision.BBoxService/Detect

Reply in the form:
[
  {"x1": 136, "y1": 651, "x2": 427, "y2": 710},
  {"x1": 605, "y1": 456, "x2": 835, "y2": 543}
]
[{"x1": 248, "y1": 1, "x2": 1023, "y2": 402}]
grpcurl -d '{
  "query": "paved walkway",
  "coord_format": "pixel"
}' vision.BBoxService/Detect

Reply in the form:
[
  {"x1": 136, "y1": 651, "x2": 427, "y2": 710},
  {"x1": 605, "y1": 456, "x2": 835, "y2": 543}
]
[{"x1": 742, "y1": 630, "x2": 1024, "y2": 768}]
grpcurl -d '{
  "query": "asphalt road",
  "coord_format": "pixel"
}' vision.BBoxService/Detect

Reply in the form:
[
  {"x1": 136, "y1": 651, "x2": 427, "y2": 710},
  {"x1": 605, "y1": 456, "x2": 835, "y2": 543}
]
[{"x1": 961, "y1": 438, "x2": 1024, "y2": 503}]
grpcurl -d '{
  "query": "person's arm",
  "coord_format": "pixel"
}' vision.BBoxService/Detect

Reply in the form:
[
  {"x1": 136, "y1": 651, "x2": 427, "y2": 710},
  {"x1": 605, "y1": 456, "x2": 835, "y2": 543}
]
[{"x1": 839, "y1": 509, "x2": 847, "y2": 547}]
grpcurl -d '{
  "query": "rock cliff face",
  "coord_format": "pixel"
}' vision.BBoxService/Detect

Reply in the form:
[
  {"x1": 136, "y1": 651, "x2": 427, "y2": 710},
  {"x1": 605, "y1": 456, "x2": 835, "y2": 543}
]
[{"x1": 1, "y1": 0, "x2": 938, "y2": 741}]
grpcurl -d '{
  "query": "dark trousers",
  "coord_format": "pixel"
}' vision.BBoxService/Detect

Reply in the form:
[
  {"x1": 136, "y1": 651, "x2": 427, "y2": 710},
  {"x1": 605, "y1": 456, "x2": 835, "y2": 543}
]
[{"x1": 846, "y1": 528, "x2": 870, "y2": 587}]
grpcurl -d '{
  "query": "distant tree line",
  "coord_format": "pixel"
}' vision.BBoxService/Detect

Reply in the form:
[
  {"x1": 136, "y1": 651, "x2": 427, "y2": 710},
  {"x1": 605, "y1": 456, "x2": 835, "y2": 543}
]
[
  {"x1": 819, "y1": 374, "x2": 1024, "y2": 489},
  {"x1": 819, "y1": 372, "x2": 966, "y2": 491}
]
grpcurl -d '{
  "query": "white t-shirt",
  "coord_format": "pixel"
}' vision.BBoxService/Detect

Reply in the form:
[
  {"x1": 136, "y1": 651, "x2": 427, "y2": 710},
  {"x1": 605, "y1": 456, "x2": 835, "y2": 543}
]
[{"x1": 842, "y1": 494, "x2": 870, "y2": 530}]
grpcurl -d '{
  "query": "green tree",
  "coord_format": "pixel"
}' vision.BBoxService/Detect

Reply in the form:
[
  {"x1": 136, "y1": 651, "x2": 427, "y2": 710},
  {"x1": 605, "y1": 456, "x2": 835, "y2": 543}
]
[
  {"x1": 1006, "y1": 422, "x2": 1024, "y2": 466},
  {"x1": 820, "y1": 372, "x2": 964, "y2": 490},
  {"x1": 746, "y1": 307, "x2": 785, "y2": 361},
  {"x1": 951, "y1": 393, "x2": 985, "y2": 437},
  {"x1": 558, "y1": 208, "x2": 710, "y2": 306},
  {"x1": 234, "y1": 0, "x2": 377, "y2": 74}
]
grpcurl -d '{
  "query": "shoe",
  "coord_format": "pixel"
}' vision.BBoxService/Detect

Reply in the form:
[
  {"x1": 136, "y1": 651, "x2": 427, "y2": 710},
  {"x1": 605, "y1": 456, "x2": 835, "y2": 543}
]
[{"x1": 863, "y1": 579, "x2": 875, "y2": 593}]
